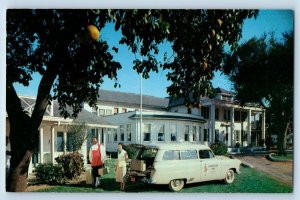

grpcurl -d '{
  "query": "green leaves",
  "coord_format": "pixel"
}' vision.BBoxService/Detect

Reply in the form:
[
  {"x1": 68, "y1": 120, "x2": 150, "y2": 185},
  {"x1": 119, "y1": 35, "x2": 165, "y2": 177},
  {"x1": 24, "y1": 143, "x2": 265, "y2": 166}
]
[
  {"x1": 222, "y1": 32, "x2": 294, "y2": 155},
  {"x1": 7, "y1": 9, "x2": 258, "y2": 117}
]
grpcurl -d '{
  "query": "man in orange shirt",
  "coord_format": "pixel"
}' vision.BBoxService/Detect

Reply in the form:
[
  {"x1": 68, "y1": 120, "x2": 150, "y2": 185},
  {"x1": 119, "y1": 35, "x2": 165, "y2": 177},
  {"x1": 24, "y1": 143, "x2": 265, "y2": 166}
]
[{"x1": 89, "y1": 137, "x2": 106, "y2": 189}]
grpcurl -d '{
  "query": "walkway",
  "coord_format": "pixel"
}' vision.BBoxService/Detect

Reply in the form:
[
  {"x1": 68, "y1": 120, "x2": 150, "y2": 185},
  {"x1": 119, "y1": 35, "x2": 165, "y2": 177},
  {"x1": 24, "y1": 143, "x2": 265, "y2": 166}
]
[{"x1": 235, "y1": 155, "x2": 293, "y2": 186}]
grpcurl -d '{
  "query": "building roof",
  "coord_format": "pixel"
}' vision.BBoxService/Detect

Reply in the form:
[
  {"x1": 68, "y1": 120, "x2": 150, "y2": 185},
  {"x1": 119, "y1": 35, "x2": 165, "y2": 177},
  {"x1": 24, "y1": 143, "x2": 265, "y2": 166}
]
[
  {"x1": 214, "y1": 87, "x2": 234, "y2": 96},
  {"x1": 98, "y1": 89, "x2": 169, "y2": 110},
  {"x1": 19, "y1": 96, "x2": 115, "y2": 127}
]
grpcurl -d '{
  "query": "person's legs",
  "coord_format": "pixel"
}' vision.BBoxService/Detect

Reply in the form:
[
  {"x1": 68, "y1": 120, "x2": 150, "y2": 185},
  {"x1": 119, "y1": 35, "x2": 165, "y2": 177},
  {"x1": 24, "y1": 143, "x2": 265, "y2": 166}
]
[{"x1": 91, "y1": 167, "x2": 98, "y2": 189}]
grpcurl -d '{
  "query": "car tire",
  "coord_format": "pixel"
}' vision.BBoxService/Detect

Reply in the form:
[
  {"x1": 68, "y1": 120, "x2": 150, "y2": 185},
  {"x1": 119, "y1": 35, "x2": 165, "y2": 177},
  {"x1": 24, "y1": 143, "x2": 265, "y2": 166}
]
[
  {"x1": 169, "y1": 179, "x2": 185, "y2": 192},
  {"x1": 224, "y1": 169, "x2": 235, "y2": 184}
]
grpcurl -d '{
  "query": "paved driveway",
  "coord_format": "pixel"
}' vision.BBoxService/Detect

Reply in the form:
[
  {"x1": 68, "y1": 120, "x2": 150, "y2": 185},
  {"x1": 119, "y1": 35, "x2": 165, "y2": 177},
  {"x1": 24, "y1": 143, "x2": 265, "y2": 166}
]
[{"x1": 234, "y1": 155, "x2": 293, "y2": 186}]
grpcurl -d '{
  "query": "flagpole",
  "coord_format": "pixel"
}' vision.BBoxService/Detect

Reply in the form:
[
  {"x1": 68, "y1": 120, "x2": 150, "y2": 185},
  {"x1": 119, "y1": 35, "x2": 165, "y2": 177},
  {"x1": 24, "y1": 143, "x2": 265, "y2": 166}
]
[{"x1": 140, "y1": 71, "x2": 143, "y2": 144}]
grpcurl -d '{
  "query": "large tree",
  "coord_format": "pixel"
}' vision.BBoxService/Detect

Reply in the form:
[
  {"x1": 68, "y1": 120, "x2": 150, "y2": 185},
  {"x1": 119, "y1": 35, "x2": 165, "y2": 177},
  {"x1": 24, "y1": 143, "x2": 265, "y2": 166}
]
[
  {"x1": 6, "y1": 9, "x2": 257, "y2": 191},
  {"x1": 222, "y1": 32, "x2": 293, "y2": 156}
]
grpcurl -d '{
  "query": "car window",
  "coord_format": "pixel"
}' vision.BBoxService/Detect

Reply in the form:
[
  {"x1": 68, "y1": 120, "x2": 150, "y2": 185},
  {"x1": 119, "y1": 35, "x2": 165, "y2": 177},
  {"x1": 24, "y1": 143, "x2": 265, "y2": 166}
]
[
  {"x1": 199, "y1": 150, "x2": 214, "y2": 159},
  {"x1": 180, "y1": 150, "x2": 198, "y2": 160},
  {"x1": 162, "y1": 150, "x2": 180, "y2": 160}
]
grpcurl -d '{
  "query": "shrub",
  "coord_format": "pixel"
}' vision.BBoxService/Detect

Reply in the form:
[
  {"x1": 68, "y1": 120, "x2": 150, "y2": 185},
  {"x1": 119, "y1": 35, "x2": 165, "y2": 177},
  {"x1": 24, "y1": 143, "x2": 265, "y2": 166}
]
[
  {"x1": 55, "y1": 152, "x2": 85, "y2": 180},
  {"x1": 123, "y1": 144, "x2": 141, "y2": 159},
  {"x1": 235, "y1": 142, "x2": 241, "y2": 148},
  {"x1": 210, "y1": 142, "x2": 228, "y2": 155},
  {"x1": 34, "y1": 163, "x2": 66, "y2": 184}
]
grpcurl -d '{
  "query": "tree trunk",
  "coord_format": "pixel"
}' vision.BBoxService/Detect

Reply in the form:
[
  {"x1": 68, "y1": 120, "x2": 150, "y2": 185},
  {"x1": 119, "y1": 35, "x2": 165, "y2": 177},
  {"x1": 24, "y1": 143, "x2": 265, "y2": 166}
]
[
  {"x1": 6, "y1": 65, "x2": 59, "y2": 191},
  {"x1": 277, "y1": 121, "x2": 288, "y2": 156},
  {"x1": 7, "y1": 115, "x2": 39, "y2": 191}
]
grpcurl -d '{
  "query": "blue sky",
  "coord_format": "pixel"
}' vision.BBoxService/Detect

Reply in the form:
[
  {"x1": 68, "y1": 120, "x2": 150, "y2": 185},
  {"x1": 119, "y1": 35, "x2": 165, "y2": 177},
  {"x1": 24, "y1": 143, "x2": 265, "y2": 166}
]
[{"x1": 14, "y1": 10, "x2": 294, "y2": 98}]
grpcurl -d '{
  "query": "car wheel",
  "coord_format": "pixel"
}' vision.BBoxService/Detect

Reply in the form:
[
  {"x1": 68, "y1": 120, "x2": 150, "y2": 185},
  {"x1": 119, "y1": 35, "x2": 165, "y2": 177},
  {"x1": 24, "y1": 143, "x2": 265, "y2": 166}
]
[
  {"x1": 169, "y1": 179, "x2": 185, "y2": 192},
  {"x1": 224, "y1": 169, "x2": 235, "y2": 184}
]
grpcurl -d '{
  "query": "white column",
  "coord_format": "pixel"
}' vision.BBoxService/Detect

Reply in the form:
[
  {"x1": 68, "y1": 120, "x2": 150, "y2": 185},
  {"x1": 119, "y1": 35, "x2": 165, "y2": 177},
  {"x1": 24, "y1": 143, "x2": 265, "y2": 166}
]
[
  {"x1": 51, "y1": 126, "x2": 55, "y2": 163},
  {"x1": 82, "y1": 129, "x2": 88, "y2": 166},
  {"x1": 247, "y1": 109, "x2": 252, "y2": 145},
  {"x1": 63, "y1": 131, "x2": 67, "y2": 154},
  {"x1": 210, "y1": 104, "x2": 216, "y2": 143},
  {"x1": 103, "y1": 128, "x2": 107, "y2": 148},
  {"x1": 230, "y1": 107, "x2": 235, "y2": 147},
  {"x1": 98, "y1": 128, "x2": 101, "y2": 144},
  {"x1": 262, "y1": 110, "x2": 266, "y2": 146},
  {"x1": 39, "y1": 128, "x2": 44, "y2": 163}
]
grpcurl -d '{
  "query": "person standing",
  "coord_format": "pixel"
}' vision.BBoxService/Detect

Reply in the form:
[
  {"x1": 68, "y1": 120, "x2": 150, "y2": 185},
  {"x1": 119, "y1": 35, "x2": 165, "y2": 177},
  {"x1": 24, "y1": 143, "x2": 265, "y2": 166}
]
[
  {"x1": 115, "y1": 143, "x2": 128, "y2": 190},
  {"x1": 89, "y1": 137, "x2": 106, "y2": 189}
]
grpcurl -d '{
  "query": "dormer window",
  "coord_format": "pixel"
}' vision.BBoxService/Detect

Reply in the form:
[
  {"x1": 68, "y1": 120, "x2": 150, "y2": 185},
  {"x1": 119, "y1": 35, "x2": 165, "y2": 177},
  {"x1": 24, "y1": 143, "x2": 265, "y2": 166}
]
[{"x1": 222, "y1": 95, "x2": 233, "y2": 102}]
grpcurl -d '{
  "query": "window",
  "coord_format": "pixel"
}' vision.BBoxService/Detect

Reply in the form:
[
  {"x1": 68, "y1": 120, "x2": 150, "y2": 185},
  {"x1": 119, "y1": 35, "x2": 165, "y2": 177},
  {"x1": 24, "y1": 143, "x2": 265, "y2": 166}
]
[
  {"x1": 201, "y1": 106, "x2": 210, "y2": 119},
  {"x1": 215, "y1": 108, "x2": 219, "y2": 120},
  {"x1": 127, "y1": 124, "x2": 131, "y2": 141},
  {"x1": 223, "y1": 109, "x2": 231, "y2": 121},
  {"x1": 163, "y1": 150, "x2": 180, "y2": 160},
  {"x1": 234, "y1": 110, "x2": 241, "y2": 122},
  {"x1": 143, "y1": 124, "x2": 151, "y2": 142},
  {"x1": 199, "y1": 127, "x2": 202, "y2": 142},
  {"x1": 193, "y1": 126, "x2": 197, "y2": 141},
  {"x1": 222, "y1": 95, "x2": 232, "y2": 102},
  {"x1": 157, "y1": 124, "x2": 165, "y2": 142},
  {"x1": 204, "y1": 129, "x2": 209, "y2": 142},
  {"x1": 235, "y1": 130, "x2": 240, "y2": 142},
  {"x1": 122, "y1": 108, "x2": 127, "y2": 113},
  {"x1": 199, "y1": 150, "x2": 214, "y2": 159},
  {"x1": 242, "y1": 111, "x2": 248, "y2": 121},
  {"x1": 114, "y1": 107, "x2": 119, "y2": 114},
  {"x1": 113, "y1": 129, "x2": 118, "y2": 142},
  {"x1": 56, "y1": 132, "x2": 64, "y2": 152},
  {"x1": 120, "y1": 125, "x2": 125, "y2": 141},
  {"x1": 107, "y1": 128, "x2": 111, "y2": 142},
  {"x1": 99, "y1": 109, "x2": 105, "y2": 116},
  {"x1": 92, "y1": 107, "x2": 98, "y2": 115},
  {"x1": 184, "y1": 125, "x2": 189, "y2": 141},
  {"x1": 242, "y1": 130, "x2": 247, "y2": 142},
  {"x1": 170, "y1": 124, "x2": 177, "y2": 141},
  {"x1": 67, "y1": 132, "x2": 74, "y2": 152},
  {"x1": 215, "y1": 129, "x2": 219, "y2": 142},
  {"x1": 106, "y1": 109, "x2": 113, "y2": 115},
  {"x1": 181, "y1": 150, "x2": 198, "y2": 160}
]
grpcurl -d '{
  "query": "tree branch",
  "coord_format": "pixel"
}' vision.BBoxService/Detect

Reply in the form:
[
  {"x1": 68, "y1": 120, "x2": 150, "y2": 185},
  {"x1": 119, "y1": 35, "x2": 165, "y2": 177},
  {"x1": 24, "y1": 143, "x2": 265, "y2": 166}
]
[
  {"x1": 30, "y1": 57, "x2": 60, "y2": 129},
  {"x1": 6, "y1": 82, "x2": 28, "y2": 126}
]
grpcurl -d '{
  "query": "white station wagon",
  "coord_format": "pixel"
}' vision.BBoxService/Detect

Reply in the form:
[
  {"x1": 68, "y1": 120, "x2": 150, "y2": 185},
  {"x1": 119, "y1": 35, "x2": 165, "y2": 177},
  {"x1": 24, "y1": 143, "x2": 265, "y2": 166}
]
[{"x1": 126, "y1": 143, "x2": 241, "y2": 191}]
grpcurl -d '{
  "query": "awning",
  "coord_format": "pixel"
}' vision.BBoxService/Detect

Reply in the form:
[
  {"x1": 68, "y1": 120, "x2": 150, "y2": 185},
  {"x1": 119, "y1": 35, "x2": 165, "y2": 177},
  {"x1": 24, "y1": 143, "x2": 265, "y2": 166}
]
[{"x1": 129, "y1": 114, "x2": 206, "y2": 123}]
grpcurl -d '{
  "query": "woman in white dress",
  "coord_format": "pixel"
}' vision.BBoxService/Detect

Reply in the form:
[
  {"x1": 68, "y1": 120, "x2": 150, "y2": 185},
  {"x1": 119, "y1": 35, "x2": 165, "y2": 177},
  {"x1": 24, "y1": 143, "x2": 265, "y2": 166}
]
[{"x1": 115, "y1": 143, "x2": 128, "y2": 190}]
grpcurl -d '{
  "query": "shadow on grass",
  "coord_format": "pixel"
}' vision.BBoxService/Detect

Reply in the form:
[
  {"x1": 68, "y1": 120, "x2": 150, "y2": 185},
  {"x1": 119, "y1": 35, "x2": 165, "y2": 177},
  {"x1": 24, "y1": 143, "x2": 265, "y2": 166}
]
[{"x1": 60, "y1": 178, "x2": 170, "y2": 192}]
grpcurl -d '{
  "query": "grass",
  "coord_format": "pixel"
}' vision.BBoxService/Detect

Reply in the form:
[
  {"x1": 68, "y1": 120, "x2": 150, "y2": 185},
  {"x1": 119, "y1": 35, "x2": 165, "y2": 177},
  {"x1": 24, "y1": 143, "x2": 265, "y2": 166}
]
[
  {"x1": 32, "y1": 159, "x2": 292, "y2": 193},
  {"x1": 271, "y1": 154, "x2": 293, "y2": 161}
]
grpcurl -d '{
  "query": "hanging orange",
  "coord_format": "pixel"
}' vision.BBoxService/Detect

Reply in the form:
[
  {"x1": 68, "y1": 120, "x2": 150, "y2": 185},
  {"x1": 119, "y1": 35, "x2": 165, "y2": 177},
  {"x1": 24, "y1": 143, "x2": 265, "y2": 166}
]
[{"x1": 87, "y1": 25, "x2": 100, "y2": 41}]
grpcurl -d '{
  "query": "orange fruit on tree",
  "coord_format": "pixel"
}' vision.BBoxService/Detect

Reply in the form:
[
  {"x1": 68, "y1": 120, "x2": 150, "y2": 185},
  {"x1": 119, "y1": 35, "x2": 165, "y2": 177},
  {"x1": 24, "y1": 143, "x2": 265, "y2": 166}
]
[
  {"x1": 211, "y1": 29, "x2": 216, "y2": 37},
  {"x1": 202, "y1": 62, "x2": 208, "y2": 70},
  {"x1": 217, "y1": 19, "x2": 223, "y2": 27},
  {"x1": 87, "y1": 25, "x2": 100, "y2": 41}
]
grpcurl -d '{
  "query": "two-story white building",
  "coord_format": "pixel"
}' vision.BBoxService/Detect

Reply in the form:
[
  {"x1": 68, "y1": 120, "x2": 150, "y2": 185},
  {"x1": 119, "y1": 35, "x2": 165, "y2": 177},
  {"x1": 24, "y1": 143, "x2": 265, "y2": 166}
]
[
  {"x1": 84, "y1": 88, "x2": 265, "y2": 152},
  {"x1": 6, "y1": 88, "x2": 265, "y2": 172}
]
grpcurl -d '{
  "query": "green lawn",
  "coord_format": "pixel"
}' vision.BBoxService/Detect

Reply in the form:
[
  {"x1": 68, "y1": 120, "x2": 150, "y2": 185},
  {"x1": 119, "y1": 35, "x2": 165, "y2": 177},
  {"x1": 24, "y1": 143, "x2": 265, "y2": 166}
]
[
  {"x1": 33, "y1": 159, "x2": 292, "y2": 193},
  {"x1": 272, "y1": 154, "x2": 293, "y2": 161}
]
